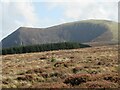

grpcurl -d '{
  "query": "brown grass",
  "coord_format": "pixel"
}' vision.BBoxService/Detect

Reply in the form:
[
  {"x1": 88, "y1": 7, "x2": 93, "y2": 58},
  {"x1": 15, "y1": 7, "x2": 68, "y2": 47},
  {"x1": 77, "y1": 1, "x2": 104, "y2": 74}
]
[{"x1": 2, "y1": 45, "x2": 119, "y2": 88}]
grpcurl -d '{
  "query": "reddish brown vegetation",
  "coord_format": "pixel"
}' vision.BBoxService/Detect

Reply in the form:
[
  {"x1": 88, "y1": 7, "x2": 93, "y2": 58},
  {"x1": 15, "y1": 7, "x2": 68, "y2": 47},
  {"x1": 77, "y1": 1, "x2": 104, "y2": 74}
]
[
  {"x1": 25, "y1": 68, "x2": 45, "y2": 74},
  {"x1": 2, "y1": 45, "x2": 119, "y2": 88},
  {"x1": 64, "y1": 74, "x2": 91, "y2": 86},
  {"x1": 80, "y1": 80, "x2": 118, "y2": 88}
]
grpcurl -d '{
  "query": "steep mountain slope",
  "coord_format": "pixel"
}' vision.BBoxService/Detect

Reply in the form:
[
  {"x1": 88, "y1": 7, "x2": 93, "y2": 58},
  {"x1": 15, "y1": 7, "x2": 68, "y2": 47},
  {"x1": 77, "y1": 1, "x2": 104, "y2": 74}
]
[{"x1": 1, "y1": 19, "x2": 118, "y2": 48}]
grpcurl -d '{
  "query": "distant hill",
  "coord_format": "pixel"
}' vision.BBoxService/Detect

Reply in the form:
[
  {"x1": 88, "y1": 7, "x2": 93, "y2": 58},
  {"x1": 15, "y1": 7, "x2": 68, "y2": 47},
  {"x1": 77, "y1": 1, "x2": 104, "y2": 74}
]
[{"x1": 1, "y1": 19, "x2": 118, "y2": 48}]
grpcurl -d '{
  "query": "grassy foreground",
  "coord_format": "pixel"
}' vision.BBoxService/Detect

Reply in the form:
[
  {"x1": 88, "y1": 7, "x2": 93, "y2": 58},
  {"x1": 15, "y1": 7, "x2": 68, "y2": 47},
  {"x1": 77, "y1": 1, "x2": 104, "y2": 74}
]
[{"x1": 2, "y1": 45, "x2": 119, "y2": 88}]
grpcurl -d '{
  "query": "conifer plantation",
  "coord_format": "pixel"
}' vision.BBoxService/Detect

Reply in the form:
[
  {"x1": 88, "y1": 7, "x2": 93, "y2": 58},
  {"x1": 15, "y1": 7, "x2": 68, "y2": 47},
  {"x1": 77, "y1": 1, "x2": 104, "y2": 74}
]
[{"x1": 2, "y1": 42, "x2": 90, "y2": 55}]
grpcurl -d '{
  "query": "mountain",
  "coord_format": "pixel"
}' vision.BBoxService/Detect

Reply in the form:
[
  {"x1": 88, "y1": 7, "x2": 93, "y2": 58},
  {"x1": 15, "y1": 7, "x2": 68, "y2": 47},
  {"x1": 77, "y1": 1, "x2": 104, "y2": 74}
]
[{"x1": 1, "y1": 19, "x2": 118, "y2": 48}]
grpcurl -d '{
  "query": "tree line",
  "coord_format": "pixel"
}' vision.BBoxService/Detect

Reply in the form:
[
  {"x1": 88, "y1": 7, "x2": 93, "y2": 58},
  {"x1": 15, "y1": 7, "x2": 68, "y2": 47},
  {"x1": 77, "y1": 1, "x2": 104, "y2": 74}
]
[{"x1": 1, "y1": 42, "x2": 91, "y2": 55}]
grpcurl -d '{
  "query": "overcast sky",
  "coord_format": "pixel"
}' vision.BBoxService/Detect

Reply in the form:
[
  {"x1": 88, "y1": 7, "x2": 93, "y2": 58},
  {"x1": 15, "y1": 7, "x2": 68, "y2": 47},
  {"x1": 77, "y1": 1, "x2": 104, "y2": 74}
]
[{"x1": 0, "y1": 0, "x2": 119, "y2": 41}]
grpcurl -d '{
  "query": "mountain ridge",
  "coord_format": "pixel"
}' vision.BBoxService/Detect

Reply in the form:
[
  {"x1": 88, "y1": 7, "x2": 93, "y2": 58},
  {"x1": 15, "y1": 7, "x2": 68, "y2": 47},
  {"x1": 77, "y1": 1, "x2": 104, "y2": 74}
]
[{"x1": 1, "y1": 19, "x2": 118, "y2": 48}]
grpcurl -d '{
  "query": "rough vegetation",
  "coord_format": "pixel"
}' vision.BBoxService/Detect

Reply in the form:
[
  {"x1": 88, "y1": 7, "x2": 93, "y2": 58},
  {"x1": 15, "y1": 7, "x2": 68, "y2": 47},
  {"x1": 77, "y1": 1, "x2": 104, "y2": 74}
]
[{"x1": 1, "y1": 45, "x2": 119, "y2": 88}]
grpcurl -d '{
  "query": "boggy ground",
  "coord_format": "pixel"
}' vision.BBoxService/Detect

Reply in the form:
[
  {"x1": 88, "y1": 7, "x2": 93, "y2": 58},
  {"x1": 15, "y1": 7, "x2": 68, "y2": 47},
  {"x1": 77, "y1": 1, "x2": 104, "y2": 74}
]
[{"x1": 1, "y1": 45, "x2": 120, "y2": 88}]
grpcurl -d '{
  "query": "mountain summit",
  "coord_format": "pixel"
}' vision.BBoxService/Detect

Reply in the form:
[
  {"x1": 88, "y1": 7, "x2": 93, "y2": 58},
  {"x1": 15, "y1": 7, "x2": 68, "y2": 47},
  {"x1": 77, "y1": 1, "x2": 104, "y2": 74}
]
[{"x1": 1, "y1": 19, "x2": 118, "y2": 48}]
